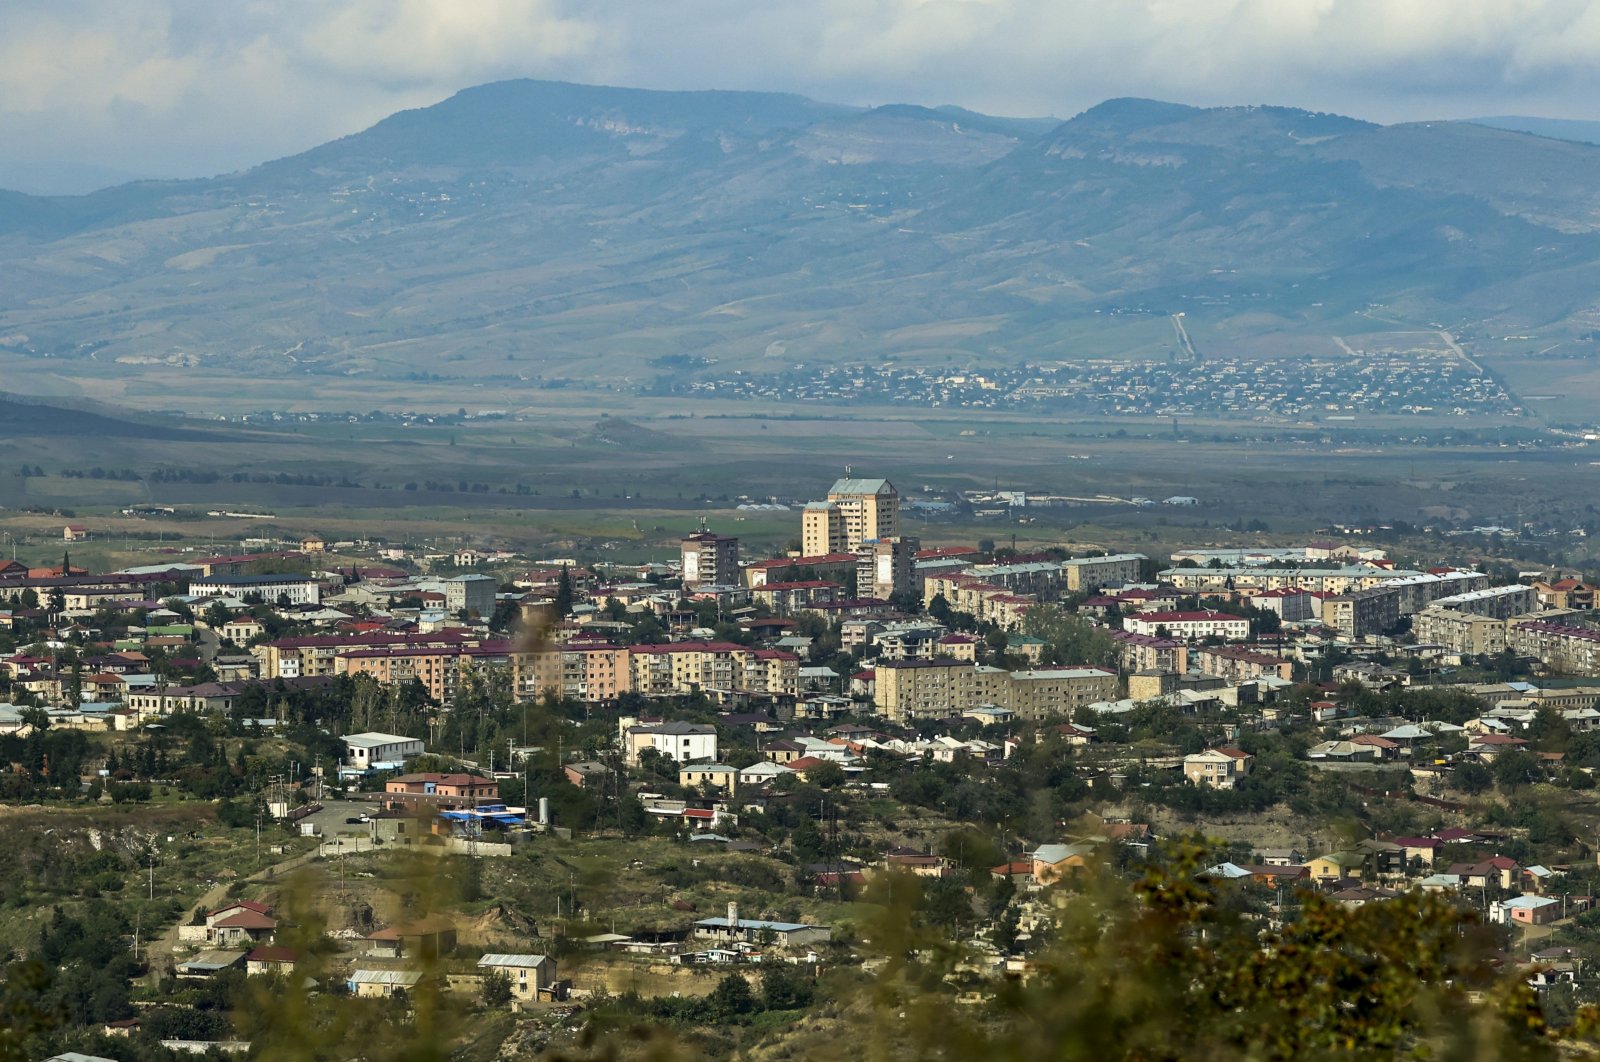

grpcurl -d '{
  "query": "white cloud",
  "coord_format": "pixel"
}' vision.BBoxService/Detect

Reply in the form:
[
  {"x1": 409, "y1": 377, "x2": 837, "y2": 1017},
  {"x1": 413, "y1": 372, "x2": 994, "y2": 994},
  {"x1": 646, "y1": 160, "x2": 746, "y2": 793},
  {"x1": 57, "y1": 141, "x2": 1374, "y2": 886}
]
[{"x1": 5, "y1": 0, "x2": 1600, "y2": 188}]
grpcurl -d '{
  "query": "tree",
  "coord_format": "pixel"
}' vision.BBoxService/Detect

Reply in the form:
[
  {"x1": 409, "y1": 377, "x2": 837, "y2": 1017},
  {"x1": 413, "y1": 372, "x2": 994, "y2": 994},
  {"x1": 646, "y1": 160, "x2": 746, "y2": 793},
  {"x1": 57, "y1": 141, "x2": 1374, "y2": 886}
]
[
  {"x1": 761, "y1": 964, "x2": 814, "y2": 1010},
  {"x1": 481, "y1": 971, "x2": 513, "y2": 1007},
  {"x1": 807, "y1": 760, "x2": 845, "y2": 788},
  {"x1": 709, "y1": 973, "x2": 756, "y2": 1021},
  {"x1": 1454, "y1": 760, "x2": 1493, "y2": 795},
  {"x1": 1493, "y1": 748, "x2": 1540, "y2": 791},
  {"x1": 555, "y1": 566, "x2": 574, "y2": 617}
]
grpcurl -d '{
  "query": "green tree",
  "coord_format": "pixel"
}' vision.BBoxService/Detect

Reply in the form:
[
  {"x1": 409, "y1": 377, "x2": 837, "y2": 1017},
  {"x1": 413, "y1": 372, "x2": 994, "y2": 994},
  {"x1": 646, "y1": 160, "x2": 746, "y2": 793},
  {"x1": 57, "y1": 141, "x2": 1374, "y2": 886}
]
[
  {"x1": 1452, "y1": 760, "x2": 1493, "y2": 795},
  {"x1": 481, "y1": 970, "x2": 512, "y2": 1007},
  {"x1": 709, "y1": 973, "x2": 756, "y2": 1021}
]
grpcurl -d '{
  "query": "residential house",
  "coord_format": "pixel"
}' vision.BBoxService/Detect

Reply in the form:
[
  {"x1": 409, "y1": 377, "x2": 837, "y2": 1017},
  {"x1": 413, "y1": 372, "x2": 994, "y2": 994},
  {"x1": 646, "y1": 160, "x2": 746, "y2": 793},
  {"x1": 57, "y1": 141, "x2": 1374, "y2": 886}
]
[
  {"x1": 205, "y1": 901, "x2": 276, "y2": 946},
  {"x1": 347, "y1": 969, "x2": 423, "y2": 998},
  {"x1": 562, "y1": 761, "x2": 614, "y2": 788},
  {"x1": 624, "y1": 721, "x2": 718, "y2": 765},
  {"x1": 1030, "y1": 843, "x2": 1095, "y2": 885},
  {"x1": 477, "y1": 953, "x2": 558, "y2": 1001},
  {"x1": 1182, "y1": 748, "x2": 1253, "y2": 789},
  {"x1": 679, "y1": 763, "x2": 738, "y2": 793},
  {"x1": 1307, "y1": 851, "x2": 1366, "y2": 883},
  {"x1": 245, "y1": 946, "x2": 300, "y2": 977}
]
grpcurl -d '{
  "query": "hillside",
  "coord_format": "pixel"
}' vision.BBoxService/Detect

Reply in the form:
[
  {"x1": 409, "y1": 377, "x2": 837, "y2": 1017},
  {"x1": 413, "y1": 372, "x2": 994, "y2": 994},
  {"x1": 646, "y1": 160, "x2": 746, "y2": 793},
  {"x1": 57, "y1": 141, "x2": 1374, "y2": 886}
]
[{"x1": 1, "y1": 81, "x2": 1599, "y2": 399}]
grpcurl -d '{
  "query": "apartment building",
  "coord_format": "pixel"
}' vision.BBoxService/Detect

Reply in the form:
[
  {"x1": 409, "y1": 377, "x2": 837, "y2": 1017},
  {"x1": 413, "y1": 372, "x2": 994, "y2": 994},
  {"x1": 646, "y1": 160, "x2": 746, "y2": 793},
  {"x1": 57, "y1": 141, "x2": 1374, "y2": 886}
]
[
  {"x1": 802, "y1": 478, "x2": 899, "y2": 556},
  {"x1": 1159, "y1": 566, "x2": 1432, "y2": 595},
  {"x1": 750, "y1": 580, "x2": 839, "y2": 614},
  {"x1": 1320, "y1": 586, "x2": 1402, "y2": 640},
  {"x1": 1194, "y1": 646, "x2": 1295, "y2": 682},
  {"x1": 856, "y1": 536, "x2": 920, "y2": 601},
  {"x1": 1430, "y1": 584, "x2": 1539, "y2": 620},
  {"x1": 1111, "y1": 631, "x2": 1190, "y2": 674},
  {"x1": 1060, "y1": 553, "x2": 1146, "y2": 593},
  {"x1": 680, "y1": 532, "x2": 740, "y2": 589},
  {"x1": 876, "y1": 659, "x2": 978, "y2": 722},
  {"x1": 1414, "y1": 608, "x2": 1517, "y2": 658},
  {"x1": 1533, "y1": 579, "x2": 1599, "y2": 611},
  {"x1": 876, "y1": 659, "x2": 1119, "y2": 723},
  {"x1": 1508, "y1": 621, "x2": 1600, "y2": 676},
  {"x1": 254, "y1": 631, "x2": 479, "y2": 680},
  {"x1": 626, "y1": 642, "x2": 799, "y2": 698},
  {"x1": 336, "y1": 643, "x2": 516, "y2": 704},
  {"x1": 744, "y1": 553, "x2": 857, "y2": 589},
  {"x1": 1246, "y1": 587, "x2": 1315, "y2": 623},
  {"x1": 966, "y1": 561, "x2": 1064, "y2": 601},
  {"x1": 1005, "y1": 668, "x2": 1119, "y2": 720}
]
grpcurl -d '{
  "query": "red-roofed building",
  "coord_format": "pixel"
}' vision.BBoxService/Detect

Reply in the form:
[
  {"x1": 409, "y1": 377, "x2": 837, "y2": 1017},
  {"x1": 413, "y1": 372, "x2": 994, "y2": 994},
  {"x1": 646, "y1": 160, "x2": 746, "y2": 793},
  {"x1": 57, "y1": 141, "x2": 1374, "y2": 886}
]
[
  {"x1": 383, "y1": 772, "x2": 499, "y2": 812},
  {"x1": 1122, "y1": 610, "x2": 1250, "y2": 641}
]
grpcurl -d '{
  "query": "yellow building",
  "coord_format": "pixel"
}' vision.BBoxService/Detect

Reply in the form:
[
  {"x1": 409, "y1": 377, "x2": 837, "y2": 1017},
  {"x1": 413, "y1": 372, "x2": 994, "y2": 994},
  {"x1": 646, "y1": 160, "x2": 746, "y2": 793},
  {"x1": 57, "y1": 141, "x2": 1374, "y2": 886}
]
[{"x1": 802, "y1": 478, "x2": 898, "y2": 555}]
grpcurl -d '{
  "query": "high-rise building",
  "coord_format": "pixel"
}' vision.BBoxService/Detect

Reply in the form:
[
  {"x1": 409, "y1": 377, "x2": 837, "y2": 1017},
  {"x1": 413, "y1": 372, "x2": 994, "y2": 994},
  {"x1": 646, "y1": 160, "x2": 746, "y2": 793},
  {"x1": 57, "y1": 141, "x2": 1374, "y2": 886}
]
[
  {"x1": 803, "y1": 477, "x2": 898, "y2": 555},
  {"x1": 801, "y1": 503, "x2": 845, "y2": 557},
  {"x1": 681, "y1": 532, "x2": 740, "y2": 589},
  {"x1": 857, "y1": 535, "x2": 920, "y2": 601}
]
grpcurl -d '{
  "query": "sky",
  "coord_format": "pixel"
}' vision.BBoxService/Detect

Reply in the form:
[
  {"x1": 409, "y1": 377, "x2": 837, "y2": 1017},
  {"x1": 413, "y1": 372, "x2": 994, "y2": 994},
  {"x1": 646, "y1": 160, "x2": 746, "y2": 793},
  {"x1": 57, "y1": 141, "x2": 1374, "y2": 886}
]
[{"x1": 7, "y1": 0, "x2": 1600, "y2": 192}]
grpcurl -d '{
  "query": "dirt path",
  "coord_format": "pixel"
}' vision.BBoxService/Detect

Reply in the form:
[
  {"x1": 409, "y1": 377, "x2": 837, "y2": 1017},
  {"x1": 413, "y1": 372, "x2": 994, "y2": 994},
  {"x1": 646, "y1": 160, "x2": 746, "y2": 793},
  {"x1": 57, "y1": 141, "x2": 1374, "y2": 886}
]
[{"x1": 143, "y1": 847, "x2": 322, "y2": 977}]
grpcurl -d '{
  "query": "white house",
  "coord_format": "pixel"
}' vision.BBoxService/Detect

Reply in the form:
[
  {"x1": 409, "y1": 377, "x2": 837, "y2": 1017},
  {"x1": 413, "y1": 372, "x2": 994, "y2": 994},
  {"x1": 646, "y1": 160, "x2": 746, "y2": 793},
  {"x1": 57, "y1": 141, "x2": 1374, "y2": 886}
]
[
  {"x1": 344, "y1": 732, "x2": 425, "y2": 772},
  {"x1": 623, "y1": 721, "x2": 718, "y2": 765}
]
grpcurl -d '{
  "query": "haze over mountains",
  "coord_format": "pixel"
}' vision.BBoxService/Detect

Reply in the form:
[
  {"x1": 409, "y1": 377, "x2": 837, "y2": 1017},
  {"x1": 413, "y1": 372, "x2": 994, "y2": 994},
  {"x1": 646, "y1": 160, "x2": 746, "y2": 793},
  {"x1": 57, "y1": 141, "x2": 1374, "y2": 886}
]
[{"x1": 3, "y1": 79, "x2": 1600, "y2": 394}]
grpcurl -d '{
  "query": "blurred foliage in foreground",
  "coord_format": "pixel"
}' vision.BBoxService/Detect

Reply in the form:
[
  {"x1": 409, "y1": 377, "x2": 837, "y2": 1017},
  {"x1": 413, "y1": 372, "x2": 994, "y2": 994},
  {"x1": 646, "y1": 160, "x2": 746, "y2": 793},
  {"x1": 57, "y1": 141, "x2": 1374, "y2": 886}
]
[{"x1": 9, "y1": 841, "x2": 1600, "y2": 1060}]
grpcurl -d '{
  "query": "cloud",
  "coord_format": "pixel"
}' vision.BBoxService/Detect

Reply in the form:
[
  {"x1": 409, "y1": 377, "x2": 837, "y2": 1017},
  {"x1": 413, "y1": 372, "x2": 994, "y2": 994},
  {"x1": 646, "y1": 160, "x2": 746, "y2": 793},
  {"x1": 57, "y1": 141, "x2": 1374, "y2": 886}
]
[{"x1": 5, "y1": 0, "x2": 1600, "y2": 189}]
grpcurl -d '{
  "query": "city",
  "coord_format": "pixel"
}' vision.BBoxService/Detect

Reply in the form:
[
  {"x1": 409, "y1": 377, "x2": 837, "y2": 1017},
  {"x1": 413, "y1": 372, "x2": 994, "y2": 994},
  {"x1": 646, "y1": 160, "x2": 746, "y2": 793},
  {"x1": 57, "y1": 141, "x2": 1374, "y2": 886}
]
[{"x1": 7, "y1": 474, "x2": 1600, "y2": 1056}]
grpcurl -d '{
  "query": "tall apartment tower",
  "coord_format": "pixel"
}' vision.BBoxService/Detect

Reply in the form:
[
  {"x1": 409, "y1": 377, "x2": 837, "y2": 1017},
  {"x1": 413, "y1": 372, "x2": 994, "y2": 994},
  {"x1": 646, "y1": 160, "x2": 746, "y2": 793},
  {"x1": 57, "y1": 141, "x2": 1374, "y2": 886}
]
[
  {"x1": 857, "y1": 535, "x2": 920, "y2": 601},
  {"x1": 803, "y1": 477, "x2": 899, "y2": 556},
  {"x1": 681, "y1": 532, "x2": 740, "y2": 588}
]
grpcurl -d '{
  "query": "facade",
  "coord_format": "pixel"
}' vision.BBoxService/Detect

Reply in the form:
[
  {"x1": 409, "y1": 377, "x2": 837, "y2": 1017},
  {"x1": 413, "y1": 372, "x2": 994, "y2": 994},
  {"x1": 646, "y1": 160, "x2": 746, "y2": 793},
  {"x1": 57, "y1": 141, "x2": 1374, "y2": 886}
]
[
  {"x1": 1004, "y1": 669, "x2": 1120, "y2": 720},
  {"x1": 190, "y1": 574, "x2": 321, "y2": 607},
  {"x1": 679, "y1": 763, "x2": 738, "y2": 792},
  {"x1": 624, "y1": 721, "x2": 718, "y2": 765},
  {"x1": 1061, "y1": 553, "x2": 1147, "y2": 593},
  {"x1": 1121, "y1": 611, "x2": 1250, "y2": 642},
  {"x1": 1183, "y1": 748, "x2": 1253, "y2": 788},
  {"x1": 1248, "y1": 588, "x2": 1315, "y2": 623},
  {"x1": 856, "y1": 536, "x2": 920, "y2": 601},
  {"x1": 681, "y1": 533, "x2": 740, "y2": 589},
  {"x1": 1414, "y1": 608, "x2": 1520, "y2": 657},
  {"x1": 803, "y1": 478, "x2": 899, "y2": 556},
  {"x1": 1158, "y1": 566, "x2": 1471, "y2": 596},
  {"x1": 1533, "y1": 579, "x2": 1599, "y2": 611},
  {"x1": 1111, "y1": 631, "x2": 1189, "y2": 674},
  {"x1": 1194, "y1": 646, "x2": 1295, "y2": 682},
  {"x1": 876, "y1": 658, "x2": 978, "y2": 722},
  {"x1": 1508, "y1": 621, "x2": 1600, "y2": 676},
  {"x1": 876, "y1": 660, "x2": 1119, "y2": 722},
  {"x1": 382, "y1": 772, "x2": 499, "y2": 812},
  {"x1": 477, "y1": 954, "x2": 556, "y2": 999},
  {"x1": 627, "y1": 642, "x2": 798, "y2": 698},
  {"x1": 1430, "y1": 584, "x2": 1539, "y2": 619},
  {"x1": 1320, "y1": 586, "x2": 1402, "y2": 639},
  {"x1": 343, "y1": 732, "x2": 425, "y2": 771},
  {"x1": 336, "y1": 643, "x2": 516, "y2": 704}
]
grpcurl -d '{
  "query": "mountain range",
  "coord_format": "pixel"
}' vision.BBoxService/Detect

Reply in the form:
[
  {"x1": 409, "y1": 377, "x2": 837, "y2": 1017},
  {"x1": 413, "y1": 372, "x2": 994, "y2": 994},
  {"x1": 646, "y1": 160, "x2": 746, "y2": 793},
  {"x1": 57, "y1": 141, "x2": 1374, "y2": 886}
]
[{"x1": 3, "y1": 80, "x2": 1600, "y2": 394}]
